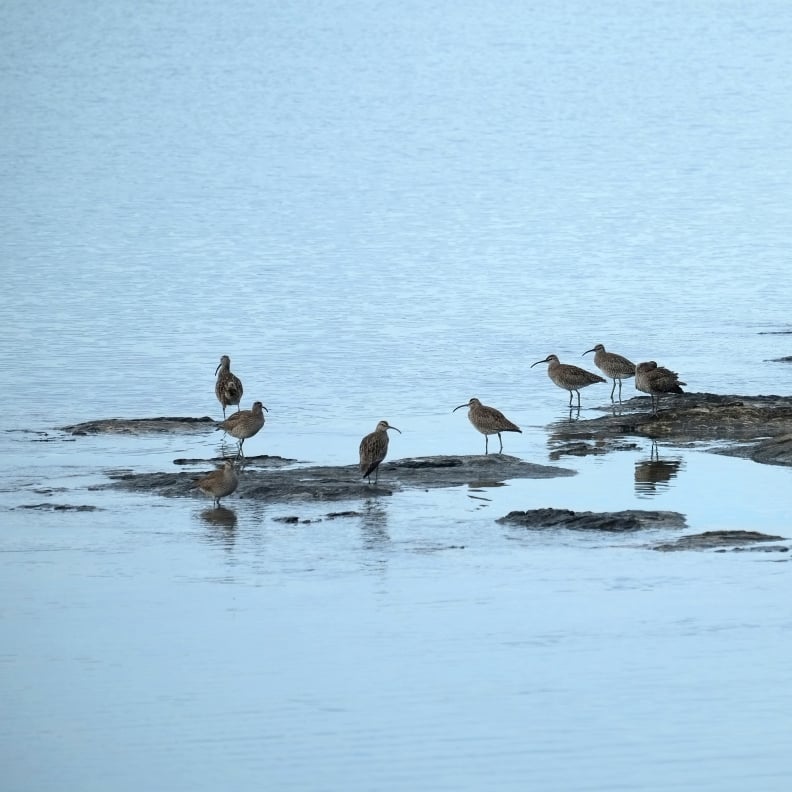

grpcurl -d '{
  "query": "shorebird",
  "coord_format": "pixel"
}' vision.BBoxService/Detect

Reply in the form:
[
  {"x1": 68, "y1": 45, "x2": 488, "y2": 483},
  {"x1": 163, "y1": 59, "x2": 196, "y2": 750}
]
[
  {"x1": 196, "y1": 459, "x2": 239, "y2": 508},
  {"x1": 531, "y1": 354, "x2": 606, "y2": 408},
  {"x1": 218, "y1": 401, "x2": 267, "y2": 457},
  {"x1": 635, "y1": 361, "x2": 686, "y2": 415},
  {"x1": 359, "y1": 420, "x2": 401, "y2": 485},
  {"x1": 582, "y1": 343, "x2": 636, "y2": 402},
  {"x1": 215, "y1": 355, "x2": 243, "y2": 418},
  {"x1": 452, "y1": 397, "x2": 521, "y2": 454}
]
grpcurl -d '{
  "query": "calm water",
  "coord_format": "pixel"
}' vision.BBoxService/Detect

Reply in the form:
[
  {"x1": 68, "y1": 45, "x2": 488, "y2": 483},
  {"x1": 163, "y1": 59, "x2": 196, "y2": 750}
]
[{"x1": 2, "y1": 1, "x2": 792, "y2": 790}]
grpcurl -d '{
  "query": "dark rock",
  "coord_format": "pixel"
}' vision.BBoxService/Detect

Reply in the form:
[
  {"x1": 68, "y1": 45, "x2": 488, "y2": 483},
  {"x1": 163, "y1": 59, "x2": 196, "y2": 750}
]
[
  {"x1": 62, "y1": 416, "x2": 216, "y2": 435},
  {"x1": 106, "y1": 454, "x2": 576, "y2": 504},
  {"x1": 546, "y1": 394, "x2": 792, "y2": 466},
  {"x1": 653, "y1": 530, "x2": 786, "y2": 552},
  {"x1": 18, "y1": 503, "x2": 102, "y2": 512},
  {"x1": 749, "y1": 435, "x2": 792, "y2": 467},
  {"x1": 174, "y1": 454, "x2": 297, "y2": 467},
  {"x1": 498, "y1": 507, "x2": 686, "y2": 532}
]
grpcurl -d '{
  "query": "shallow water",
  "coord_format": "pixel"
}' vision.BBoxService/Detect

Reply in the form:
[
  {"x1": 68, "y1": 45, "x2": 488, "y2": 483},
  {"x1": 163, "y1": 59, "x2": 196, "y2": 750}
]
[{"x1": 2, "y1": 1, "x2": 792, "y2": 790}]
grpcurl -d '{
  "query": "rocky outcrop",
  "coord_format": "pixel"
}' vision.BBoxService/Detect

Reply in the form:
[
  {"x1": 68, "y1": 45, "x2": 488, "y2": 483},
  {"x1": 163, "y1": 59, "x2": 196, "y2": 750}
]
[
  {"x1": 546, "y1": 394, "x2": 792, "y2": 466},
  {"x1": 653, "y1": 530, "x2": 787, "y2": 552},
  {"x1": 106, "y1": 454, "x2": 576, "y2": 503},
  {"x1": 63, "y1": 416, "x2": 215, "y2": 435},
  {"x1": 497, "y1": 507, "x2": 686, "y2": 532}
]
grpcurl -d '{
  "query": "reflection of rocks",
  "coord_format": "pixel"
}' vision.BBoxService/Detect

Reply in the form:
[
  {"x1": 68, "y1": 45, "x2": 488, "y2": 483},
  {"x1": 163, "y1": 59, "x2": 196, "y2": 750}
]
[
  {"x1": 63, "y1": 416, "x2": 215, "y2": 435},
  {"x1": 547, "y1": 394, "x2": 792, "y2": 466},
  {"x1": 653, "y1": 530, "x2": 787, "y2": 552},
  {"x1": 498, "y1": 507, "x2": 686, "y2": 532},
  {"x1": 107, "y1": 454, "x2": 575, "y2": 504},
  {"x1": 634, "y1": 442, "x2": 683, "y2": 497}
]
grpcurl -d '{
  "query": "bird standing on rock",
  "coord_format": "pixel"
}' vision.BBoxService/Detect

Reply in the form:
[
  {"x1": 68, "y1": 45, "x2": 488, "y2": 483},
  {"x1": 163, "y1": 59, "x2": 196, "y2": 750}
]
[
  {"x1": 215, "y1": 355, "x2": 243, "y2": 418},
  {"x1": 452, "y1": 397, "x2": 521, "y2": 455},
  {"x1": 196, "y1": 459, "x2": 239, "y2": 508},
  {"x1": 359, "y1": 420, "x2": 401, "y2": 485},
  {"x1": 582, "y1": 343, "x2": 636, "y2": 403},
  {"x1": 635, "y1": 361, "x2": 686, "y2": 415},
  {"x1": 531, "y1": 354, "x2": 606, "y2": 409}
]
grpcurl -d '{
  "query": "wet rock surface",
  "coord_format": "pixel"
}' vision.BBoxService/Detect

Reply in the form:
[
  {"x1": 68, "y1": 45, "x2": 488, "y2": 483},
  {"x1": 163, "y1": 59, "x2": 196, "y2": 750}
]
[
  {"x1": 498, "y1": 507, "x2": 686, "y2": 532},
  {"x1": 106, "y1": 454, "x2": 576, "y2": 503},
  {"x1": 653, "y1": 530, "x2": 788, "y2": 552},
  {"x1": 16, "y1": 503, "x2": 102, "y2": 512},
  {"x1": 62, "y1": 416, "x2": 216, "y2": 435},
  {"x1": 547, "y1": 393, "x2": 792, "y2": 466}
]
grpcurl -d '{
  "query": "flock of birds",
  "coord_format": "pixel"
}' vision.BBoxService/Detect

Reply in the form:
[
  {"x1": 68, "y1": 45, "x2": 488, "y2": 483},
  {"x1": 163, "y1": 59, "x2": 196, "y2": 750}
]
[{"x1": 196, "y1": 347, "x2": 687, "y2": 508}]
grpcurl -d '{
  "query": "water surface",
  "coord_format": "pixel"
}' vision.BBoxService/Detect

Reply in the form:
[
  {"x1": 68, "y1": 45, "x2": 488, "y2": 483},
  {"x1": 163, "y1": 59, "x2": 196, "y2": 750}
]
[{"x1": 1, "y1": 1, "x2": 791, "y2": 790}]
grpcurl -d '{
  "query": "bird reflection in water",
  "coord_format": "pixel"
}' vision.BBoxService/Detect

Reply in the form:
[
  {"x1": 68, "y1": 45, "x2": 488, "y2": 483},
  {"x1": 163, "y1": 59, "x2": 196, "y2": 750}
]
[
  {"x1": 634, "y1": 441, "x2": 684, "y2": 497},
  {"x1": 199, "y1": 506, "x2": 238, "y2": 548},
  {"x1": 360, "y1": 498, "x2": 389, "y2": 548}
]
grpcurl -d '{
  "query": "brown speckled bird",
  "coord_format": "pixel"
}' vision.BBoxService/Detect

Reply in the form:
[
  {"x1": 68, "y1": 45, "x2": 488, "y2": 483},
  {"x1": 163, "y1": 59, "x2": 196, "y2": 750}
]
[
  {"x1": 582, "y1": 343, "x2": 636, "y2": 402},
  {"x1": 635, "y1": 361, "x2": 686, "y2": 415},
  {"x1": 214, "y1": 355, "x2": 244, "y2": 418},
  {"x1": 196, "y1": 459, "x2": 239, "y2": 507},
  {"x1": 218, "y1": 401, "x2": 267, "y2": 457},
  {"x1": 359, "y1": 420, "x2": 401, "y2": 485},
  {"x1": 452, "y1": 397, "x2": 521, "y2": 454},
  {"x1": 531, "y1": 354, "x2": 606, "y2": 409}
]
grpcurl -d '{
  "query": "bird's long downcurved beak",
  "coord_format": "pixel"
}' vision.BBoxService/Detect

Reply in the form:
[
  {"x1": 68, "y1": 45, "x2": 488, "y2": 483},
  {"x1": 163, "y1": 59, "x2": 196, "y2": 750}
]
[
  {"x1": 452, "y1": 403, "x2": 468, "y2": 412},
  {"x1": 582, "y1": 348, "x2": 597, "y2": 357},
  {"x1": 530, "y1": 358, "x2": 549, "y2": 368},
  {"x1": 214, "y1": 363, "x2": 221, "y2": 375},
  {"x1": 389, "y1": 425, "x2": 402, "y2": 434}
]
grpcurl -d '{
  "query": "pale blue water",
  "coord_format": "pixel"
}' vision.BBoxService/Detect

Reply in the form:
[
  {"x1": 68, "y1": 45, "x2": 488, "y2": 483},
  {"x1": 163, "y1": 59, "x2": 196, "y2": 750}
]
[{"x1": 1, "y1": 1, "x2": 792, "y2": 790}]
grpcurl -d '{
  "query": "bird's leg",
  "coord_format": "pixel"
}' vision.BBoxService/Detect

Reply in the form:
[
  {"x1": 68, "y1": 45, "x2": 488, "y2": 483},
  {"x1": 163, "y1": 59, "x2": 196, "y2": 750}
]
[
  {"x1": 498, "y1": 433, "x2": 503, "y2": 453},
  {"x1": 484, "y1": 435, "x2": 489, "y2": 455},
  {"x1": 610, "y1": 380, "x2": 616, "y2": 402},
  {"x1": 576, "y1": 390, "x2": 582, "y2": 410},
  {"x1": 568, "y1": 390, "x2": 573, "y2": 407},
  {"x1": 617, "y1": 379, "x2": 623, "y2": 403}
]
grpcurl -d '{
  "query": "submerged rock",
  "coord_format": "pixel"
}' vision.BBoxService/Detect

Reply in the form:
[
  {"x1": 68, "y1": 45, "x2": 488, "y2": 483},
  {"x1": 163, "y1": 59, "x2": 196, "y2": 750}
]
[
  {"x1": 653, "y1": 530, "x2": 787, "y2": 552},
  {"x1": 63, "y1": 416, "x2": 215, "y2": 435},
  {"x1": 106, "y1": 454, "x2": 576, "y2": 503},
  {"x1": 498, "y1": 507, "x2": 686, "y2": 532},
  {"x1": 17, "y1": 503, "x2": 102, "y2": 512}
]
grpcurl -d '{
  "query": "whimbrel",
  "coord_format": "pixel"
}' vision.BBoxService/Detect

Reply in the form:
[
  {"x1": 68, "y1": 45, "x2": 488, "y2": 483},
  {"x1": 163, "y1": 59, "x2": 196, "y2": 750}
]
[
  {"x1": 583, "y1": 343, "x2": 636, "y2": 402},
  {"x1": 196, "y1": 459, "x2": 239, "y2": 507},
  {"x1": 218, "y1": 401, "x2": 267, "y2": 457},
  {"x1": 635, "y1": 361, "x2": 686, "y2": 415},
  {"x1": 359, "y1": 420, "x2": 401, "y2": 485},
  {"x1": 452, "y1": 397, "x2": 521, "y2": 454},
  {"x1": 531, "y1": 354, "x2": 606, "y2": 408},
  {"x1": 215, "y1": 355, "x2": 243, "y2": 418}
]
